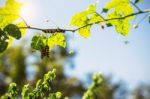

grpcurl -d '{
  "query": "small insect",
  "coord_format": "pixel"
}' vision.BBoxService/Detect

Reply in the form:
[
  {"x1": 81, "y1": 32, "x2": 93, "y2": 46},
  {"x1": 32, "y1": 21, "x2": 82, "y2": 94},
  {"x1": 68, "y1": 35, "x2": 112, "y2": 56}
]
[
  {"x1": 124, "y1": 40, "x2": 130, "y2": 45},
  {"x1": 45, "y1": 19, "x2": 49, "y2": 22},
  {"x1": 133, "y1": 24, "x2": 138, "y2": 29},
  {"x1": 101, "y1": 25, "x2": 105, "y2": 29},
  {"x1": 41, "y1": 45, "x2": 50, "y2": 58}
]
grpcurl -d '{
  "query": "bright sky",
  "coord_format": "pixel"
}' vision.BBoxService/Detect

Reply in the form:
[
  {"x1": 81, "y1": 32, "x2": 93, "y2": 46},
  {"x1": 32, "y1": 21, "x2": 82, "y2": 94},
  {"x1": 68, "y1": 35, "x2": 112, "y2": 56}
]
[{"x1": 4, "y1": 0, "x2": 150, "y2": 88}]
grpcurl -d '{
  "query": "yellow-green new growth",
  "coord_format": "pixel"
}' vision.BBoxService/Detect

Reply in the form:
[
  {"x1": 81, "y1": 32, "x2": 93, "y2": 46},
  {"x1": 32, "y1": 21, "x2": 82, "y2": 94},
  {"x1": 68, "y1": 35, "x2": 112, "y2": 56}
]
[
  {"x1": 0, "y1": 0, "x2": 22, "y2": 28},
  {"x1": 104, "y1": 0, "x2": 134, "y2": 36},
  {"x1": 70, "y1": 4, "x2": 103, "y2": 38}
]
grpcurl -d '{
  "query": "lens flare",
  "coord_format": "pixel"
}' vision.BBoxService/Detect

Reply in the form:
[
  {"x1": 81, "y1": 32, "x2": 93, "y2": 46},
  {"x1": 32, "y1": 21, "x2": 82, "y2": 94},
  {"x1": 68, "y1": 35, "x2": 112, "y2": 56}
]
[{"x1": 20, "y1": 3, "x2": 36, "y2": 21}]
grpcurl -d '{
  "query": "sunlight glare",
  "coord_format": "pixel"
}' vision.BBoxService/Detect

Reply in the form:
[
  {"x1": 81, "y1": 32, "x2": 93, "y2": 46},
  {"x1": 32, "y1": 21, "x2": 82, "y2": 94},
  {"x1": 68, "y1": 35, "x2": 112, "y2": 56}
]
[{"x1": 20, "y1": 3, "x2": 37, "y2": 21}]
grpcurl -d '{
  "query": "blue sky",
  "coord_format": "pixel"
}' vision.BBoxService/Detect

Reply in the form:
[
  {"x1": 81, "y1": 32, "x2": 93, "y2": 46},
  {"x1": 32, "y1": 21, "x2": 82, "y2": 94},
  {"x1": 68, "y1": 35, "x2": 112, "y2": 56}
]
[{"x1": 2, "y1": 0, "x2": 150, "y2": 88}]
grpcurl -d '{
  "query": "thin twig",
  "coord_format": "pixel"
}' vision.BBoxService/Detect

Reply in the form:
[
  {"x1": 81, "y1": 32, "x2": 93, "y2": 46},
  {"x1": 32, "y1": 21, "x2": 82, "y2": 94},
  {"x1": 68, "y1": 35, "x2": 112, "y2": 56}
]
[
  {"x1": 95, "y1": 12, "x2": 105, "y2": 21},
  {"x1": 74, "y1": 9, "x2": 150, "y2": 31},
  {"x1": 19, "y1": 15, "x2": 29, "y2": 27},
  {"x1": 130, "y1": 1, "x2": 142, "y2": 12},
  {"x1": 18, "y1": 9, "x2": 150, "y2": 33},
  {"x1": 137, "y1": 13, "x2": 149, "y2": 24}
]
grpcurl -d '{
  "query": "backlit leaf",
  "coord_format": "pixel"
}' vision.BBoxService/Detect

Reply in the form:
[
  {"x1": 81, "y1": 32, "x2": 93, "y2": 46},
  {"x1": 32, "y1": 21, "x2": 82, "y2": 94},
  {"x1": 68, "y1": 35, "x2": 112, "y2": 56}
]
[
  {"x1": 104, "y1": 0, "x2": 134, "y2": 36},
  {"x1": 0, "y1": 0, "x2": 22, "y2": 28},
  {"x1": 89, "y1": 13, "x2": 104, "y2": 23},
  {"x1": 70, "y1": 11, "x2": 89, "y2": 27},
  {"x1": 48, "y1": 33, "x2": 66, "y2": 49},
  {"x1": 70, "y1": 4, "x2": 103, "y2": 38},
  {"x1": 87, "y1": 4, "x2": 96, "y2": 14},
  {"x1": 78, "y1": 26, "x2": 91, "y2": 38},
  {"x1": 31, "y1": 35, "x2": 46, "y2": 50}
]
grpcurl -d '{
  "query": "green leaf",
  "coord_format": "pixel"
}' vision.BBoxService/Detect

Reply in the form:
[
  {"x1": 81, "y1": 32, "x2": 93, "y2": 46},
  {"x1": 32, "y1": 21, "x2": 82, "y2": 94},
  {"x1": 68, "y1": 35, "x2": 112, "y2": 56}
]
[
  {"x1": 106, "y1": 23, "x2": 113, "y2": 27},
  {"x1": 7, "y1": 83, "x2": 18, "y2": 98},
  {"x1": 92, "y1": 73, "x2": 103, "y2": 85},
  {"x1": 104, "y1": 0, "x2": 129, "y2": 10},
  {"x1": 48, "y1": 33, "x2": 66, "y2": 49},
  {"x1": 22, "y1": 84, "x2": 30, "y2": 98},
  {"x1": 87, "y1": 4, "x2": 96, "y2": 14},
  {"x1": 70, "y1": 4, "x2": 103, "y2": 38},
  {"x1": 114, "y1": 18, "x2": 130, "y2": 36},
  {"x1": 36, "y1": 79, "x2": 42, "y2": 88},
  {"x1": 0, "y1": 41, "x2": 8, "y2": 53},
  {"x1": 104, "y1": 0, "x2": 134, "y2": 36},
  {"x1": 16, "y1": 22, "x2": 27, "y2": 37},
  {"x1": 0, "y1": 0, "x2": 22, "y2": 28},
  {"x1": 134, "y1": 0, "x2": 143, "y2": 4},
  {"x1": 0, "y1": 29, "x2": 9, "y2": 53},
  {"x1": 31, "y1": 35, "x2": 46, "y2": 50},
  {"x1": 4, "y1": 24, "x2": 21, "y2": 39},
  {"x1": 78, "y1": 26, "x2": 91, "y2": 38},
  {"x1": 102, "y1": 8, "x2": 108, "y2": 13},
  {"x1": 70, "y1": 11, "x2": 89, "y2": 27},
  {"x1": 8, "y1": 83, "x2": 17, "y2": 93},
  {"x1": 70, "y1": 4, "x2": 97, "y2": 27},
  {"x1": 55, "y1": 92, "x2": 62, "y2": 99},
  {"x1": 89, "y1": 13, "x2": 104, "y2": 23}
]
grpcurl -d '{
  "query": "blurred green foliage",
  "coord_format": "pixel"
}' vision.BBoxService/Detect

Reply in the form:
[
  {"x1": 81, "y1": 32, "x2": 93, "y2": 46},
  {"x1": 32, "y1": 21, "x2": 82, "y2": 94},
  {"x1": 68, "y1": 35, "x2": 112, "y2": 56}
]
[
  {"x1": 1, "y1": 69, "x2": 63, "y2": 99},
  {"x1": 0, "y1": 45, "x2": 85, "y2": 98},
  {"x1": 0, "y1": 45, "x2": 150, "y2": 99}
]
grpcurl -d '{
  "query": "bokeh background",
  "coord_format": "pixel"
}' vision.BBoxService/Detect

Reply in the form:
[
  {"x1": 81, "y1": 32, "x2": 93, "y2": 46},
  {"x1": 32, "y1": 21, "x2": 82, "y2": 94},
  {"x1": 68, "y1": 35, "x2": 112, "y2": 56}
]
[{"x1": 0, "y1": 0, "x2": 150, "y2": 99}]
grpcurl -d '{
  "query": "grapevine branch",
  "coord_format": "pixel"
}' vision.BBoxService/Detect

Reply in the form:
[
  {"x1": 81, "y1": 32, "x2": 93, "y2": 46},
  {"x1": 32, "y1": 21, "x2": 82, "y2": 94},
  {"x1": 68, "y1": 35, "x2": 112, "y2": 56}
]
[{"x1": 18, "y1": 9, "x2": 150, "y2": 33}]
